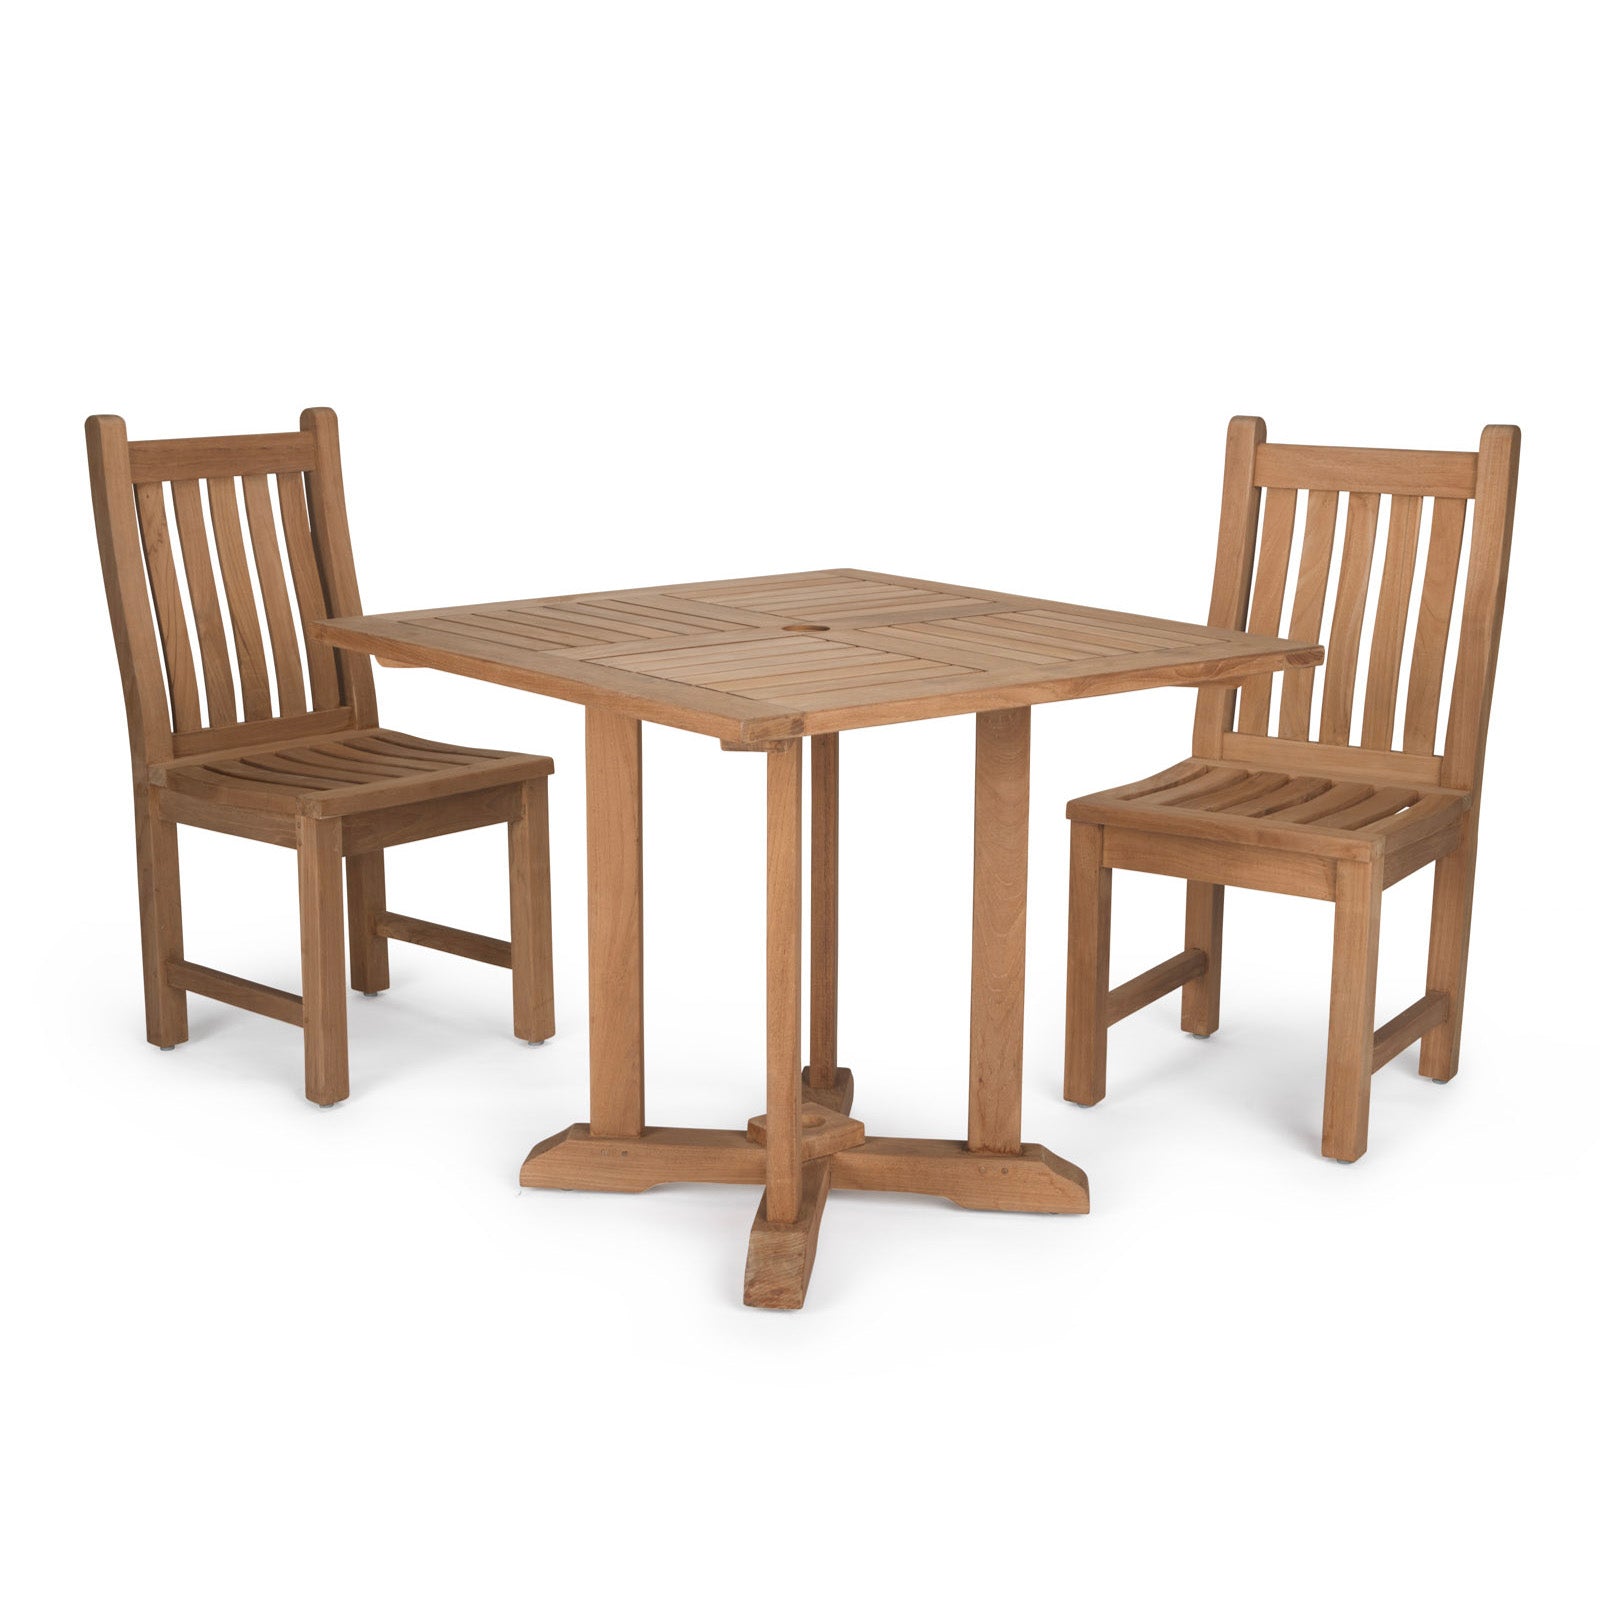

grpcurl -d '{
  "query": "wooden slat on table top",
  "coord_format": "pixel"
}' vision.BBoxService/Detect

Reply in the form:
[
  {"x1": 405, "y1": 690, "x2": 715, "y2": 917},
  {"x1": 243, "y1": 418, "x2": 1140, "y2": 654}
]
[{"x1": 314, "y1": 569, "x2": 1322, "y2": 744}]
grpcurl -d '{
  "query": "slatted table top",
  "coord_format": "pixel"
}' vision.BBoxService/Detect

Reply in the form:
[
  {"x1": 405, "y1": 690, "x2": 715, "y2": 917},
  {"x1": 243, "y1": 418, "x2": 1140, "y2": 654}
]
[{"x1": 316, "y1": 569, "x2": 1322, "y2": 745}]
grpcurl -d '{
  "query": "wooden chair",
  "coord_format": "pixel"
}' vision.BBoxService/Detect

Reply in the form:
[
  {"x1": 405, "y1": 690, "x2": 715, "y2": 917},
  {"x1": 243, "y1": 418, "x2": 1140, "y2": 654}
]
[
  {"x1": 87, "y1": 408, "x2": 556, "y2": 1105},
  {"x1": 1064, "y1": 418, "x2": 1520, "y2": 1160}
]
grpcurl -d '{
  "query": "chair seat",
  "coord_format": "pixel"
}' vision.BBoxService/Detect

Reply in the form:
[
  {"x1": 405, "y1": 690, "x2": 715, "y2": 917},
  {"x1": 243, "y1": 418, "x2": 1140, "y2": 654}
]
[
  {"x1": 1067, "y1": 758, "x2": 1470, "y2": 861},
  {"x1": 155, "y1": 728, "x2": 554, "y2": 818}
]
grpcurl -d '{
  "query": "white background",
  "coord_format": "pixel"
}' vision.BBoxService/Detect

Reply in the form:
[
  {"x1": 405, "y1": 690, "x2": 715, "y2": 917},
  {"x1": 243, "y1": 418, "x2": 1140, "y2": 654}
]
[{"x1": 4, "y1": 3, "x2": 1594, "y2": 1595}]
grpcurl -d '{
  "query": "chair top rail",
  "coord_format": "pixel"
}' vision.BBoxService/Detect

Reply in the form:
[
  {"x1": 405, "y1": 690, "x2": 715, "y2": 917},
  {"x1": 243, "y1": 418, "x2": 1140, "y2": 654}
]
[
  {"x1": 1253, "y1": 442, "x2": 1478, "y2": 499},
  {"x1": 127, "y1": 431, "x2": 317, "y2": 483}
]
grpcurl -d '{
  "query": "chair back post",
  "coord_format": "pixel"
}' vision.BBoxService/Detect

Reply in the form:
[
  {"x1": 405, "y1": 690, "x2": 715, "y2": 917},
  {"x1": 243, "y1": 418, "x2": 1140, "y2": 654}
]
[
  {"x1": 1192, "y1": 415, "x2": 1267, "y2": 759},
  {"x1": 1440, "y1": 424, "x2": 1520, "y2": 792},
  {"x1": 301, "y1": 406, "x2": 378, "y2": 726},
  {"x1": 87, "y1": 414, "x2": 175, "y2": 773}
]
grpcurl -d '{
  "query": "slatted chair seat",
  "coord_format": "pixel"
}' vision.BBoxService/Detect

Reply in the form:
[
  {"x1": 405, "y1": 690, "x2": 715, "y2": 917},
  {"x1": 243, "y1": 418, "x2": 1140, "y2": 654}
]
[
  {"x1": 88, "y1": 407, "x2": 557, "y2": 1105},
  {"x1": 156, "y1": 729, "x2": 552, "y2": 818},
  {"x1": 1063, "y1": 417, "x2": 1520, "y2": 1163},
  {"x1": 1068, "y1": 760, "x2": 1470, "y2": 863}
]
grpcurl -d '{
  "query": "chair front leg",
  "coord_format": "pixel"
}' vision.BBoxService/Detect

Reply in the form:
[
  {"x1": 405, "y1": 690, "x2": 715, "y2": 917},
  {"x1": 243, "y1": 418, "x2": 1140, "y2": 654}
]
[
  {"x1": 345, "y1": 850, "x2": 390, "y2": 995},
  {"x1": 1323, "y1": 857, "x2": 1382, "y2": 1161},
  {"x1": 509, "y1": 778, "x2": 556, "y2": 1043},
  {"x1": 298, "y1": 815, "x2": 349, "y2": 1106},
  {"x1": 1064, "y1": 821, "x2": 1112, "y2": 1105},
  {"x1": 135, "y1": 783, "x2": 188, "y2": 1048},
  {"x1": 1181, "y1": 881, "x2": 1224, "y2": 1036},
  {"x1": 1419, "y1": 830, "x2": 1478, "y2": 1084}
]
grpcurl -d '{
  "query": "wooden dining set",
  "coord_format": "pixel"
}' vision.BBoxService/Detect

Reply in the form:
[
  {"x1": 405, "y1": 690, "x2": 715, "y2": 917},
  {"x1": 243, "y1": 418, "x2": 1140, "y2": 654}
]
[{"x1": 87, "y1": 409, "x2": 1521, "y2": 1307}]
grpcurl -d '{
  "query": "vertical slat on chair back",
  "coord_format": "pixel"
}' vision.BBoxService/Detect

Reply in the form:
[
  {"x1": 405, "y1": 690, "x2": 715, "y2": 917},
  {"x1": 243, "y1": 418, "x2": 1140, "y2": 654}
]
[
  {"x1": 86, "y1": 408, "x2": 377, "y2": 768},
  {"x1": 1194, "y1": 417, "x2": 1520, "y2": 795}
]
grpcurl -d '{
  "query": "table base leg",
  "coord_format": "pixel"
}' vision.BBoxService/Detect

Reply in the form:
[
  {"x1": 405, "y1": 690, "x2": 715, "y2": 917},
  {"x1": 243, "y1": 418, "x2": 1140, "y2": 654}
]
[
  {"x1": 744, "y1": 1159, "x2": 832, "y2": 1309},
  {"x1": 833, "y1": 1138, "x2": 1087, "y2": 1215}
]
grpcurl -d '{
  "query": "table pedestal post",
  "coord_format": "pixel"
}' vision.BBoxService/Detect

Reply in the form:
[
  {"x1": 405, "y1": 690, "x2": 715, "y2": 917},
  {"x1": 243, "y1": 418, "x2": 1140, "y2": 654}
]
[
  {"x1": 745, "y1": 739, "x2": 826, "y2": 1307},
  {"x1": 586, "y1": 710, "x2": 644, "y2": 1138},
  {"x1": 801, "y1": 731, "x2": 853, "y2": 1114},
  {"x1": 968, "y1": 707, "x2": 1030, "y2": 1155}
]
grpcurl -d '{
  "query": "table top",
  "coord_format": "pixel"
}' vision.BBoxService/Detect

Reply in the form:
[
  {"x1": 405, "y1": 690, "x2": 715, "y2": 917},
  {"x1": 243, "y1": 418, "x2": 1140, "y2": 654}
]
[{"x1": 315, "y1": 568, "x2": 1322, "y2": 745}]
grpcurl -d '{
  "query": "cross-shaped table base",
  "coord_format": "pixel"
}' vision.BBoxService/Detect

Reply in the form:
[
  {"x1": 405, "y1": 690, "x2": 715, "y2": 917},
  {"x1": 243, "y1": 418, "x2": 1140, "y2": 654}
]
[
  {"x1": 512, "y1": 703, "x2": 1090, "y2": 1307},
  {"x1": 520, "y1": 1085, "x2": 1089, "y2": 1308}
]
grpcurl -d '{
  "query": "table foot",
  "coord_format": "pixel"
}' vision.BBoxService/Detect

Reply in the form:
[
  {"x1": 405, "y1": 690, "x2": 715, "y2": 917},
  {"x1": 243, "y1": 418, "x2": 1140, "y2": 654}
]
[
  {"x1": 800, "y1": 1065, "x2": 855, "y2": 1114},
  {"x1": 833, "y1": 1138, "x2": 1089, "y2": 1214},
  {"x1": 744, "y1": 1159, "x2": 832, "y2": 1309},
  {"x1": 520, "y1": 1123, "x2": 763, "y2": 1192}
]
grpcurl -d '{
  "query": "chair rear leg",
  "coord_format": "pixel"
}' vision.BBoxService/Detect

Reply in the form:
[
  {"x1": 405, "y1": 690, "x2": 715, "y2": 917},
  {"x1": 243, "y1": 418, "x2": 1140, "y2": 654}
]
[
  {"x1": 135, "y1": 784, "x2": 188, "y2": 1048},
  {"x1": 345, "y1": 850, "x2": 390, "y2": 995},
  {"x1": 1323, "y1": 858, "x2": 1381, "y2": 1161},
  {"x1": 1419, "y1": 833, "x2": 1477, "y2": 1084},
  {"x1": 509, "y1": 777, "x2": 556, "y2": 1043},
  {"x1": 298, "y1": 816, "x2": 349, "y2": 1105},
  {"x1": 1181, "y1": 881, "x2": 1224, "y2": 1037},
  {"x1": 1064, "y1": 821, "x2": 1112, "y2": 1105}
]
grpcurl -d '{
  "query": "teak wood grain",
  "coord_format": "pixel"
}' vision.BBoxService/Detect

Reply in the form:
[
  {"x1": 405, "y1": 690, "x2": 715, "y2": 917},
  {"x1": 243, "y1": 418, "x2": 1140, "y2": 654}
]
[
  {"x1": 87, "y1": 409, "x2": 558, "y2": 1104},
  {"x1": 375, "y1": 567, "x2": 1309, "y2": 1306},
  {"x1": 313, "y1": 569, "x2": 1322, "y2": 748},
  {"x1": 1063, "y1": 417, "x2": 1521, "y2": 1161}
]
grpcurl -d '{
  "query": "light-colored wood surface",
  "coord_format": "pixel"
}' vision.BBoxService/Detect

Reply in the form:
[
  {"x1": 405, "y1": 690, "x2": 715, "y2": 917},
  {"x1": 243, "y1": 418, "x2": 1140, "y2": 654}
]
[
  {"x1": 1101, "y1": 826, "x2": 1338, "y2": 899},
  {"x1": 798, "y1": 1066, "x2": 856, "y2": 1117},
  {"x1": 1420, "y1": 822, "x2": 1477, "y2": 1084},
  {"x1": 297, "y1": 814, "x2": 348, "y2": 1107},
  {"x1": 968, "y1": 707, "x2": 1030, "y2": 1155},
  {"x1": 1180, "y1": 881, "x2": 1224, "y2": 1036},
  {"x1": 830, "y1": 1139, "x2": 1088, "y2": 1214},
  {"x1": 1193, "y1": 415, "x2": 1267, "y2": 759},
  {"x1": 744, "y1": 1159, "x2": 831, "y2": 1311},
  {"x1": 1071, "y1": 758, "x2": 1469, "y2": 863},
  {"x1": 746, "y1": 1103, "x2": 865, "y2": 1162},
  {"x1": 87, "y1": 410, "x2": 558, "y2": 1104},
  {"x1": 1064, "y1": 418, "x2": 1520, "y2": 1160},
  {"x1": 522, "y1": 686, "x2": 1106, "y2": 1306},
  {"x1": 761, "y1": 739, "x2": 804, "y2": 1227},
  {"x1": 317, "y1": 564, "x2": 1309, "y2": 1303},
  {"x1": 1107, "y1": 949, "x2": 1206, "y2": 1027},
  {"x1": 799, "y1": 730, "x2": 853, "y2": 1115},
  {"x1": 135, "y1": 782, "x2": 188, "y2": 1048},
  {"x1": 167, "y1": 960, "x2": 303, "y2": 1027},
  {"x1": 369, "y1": 912, "x2": 512, "y2": 970},
  {"x1": 314, "y1": 568, "x2": 1321, "y2": 746},
  {"x1": 1323, "y1": 858, "x2": 1381, "y2": 1160},
  {"x1": 1251, "y1": 443, "x2": 1477, "y2": 497},
  {"x1": 806, "y1": 731, "x2": 840, "y2": 1098},
  {"x1": 1372, "y1": 991, "x2": 1450, "y2": 1073},
  {"x1": 521, "y1": 1127, "x2": 1089, "y2": 1216},
  {"x1": 584, "y1": 709, "x2": 644, "y2": 1137},
  {"x1": 345, "y1": 851, "x2": 390, "y2": 994},
  {"x1": 154, "y1": 728, "x2": 552, "y2": 818},
  {"x1": 1064, "y1": 822, "x2": 1111, "y2": 1105},
  {"x1": 1403, "y1": 498, "x2": 1467, "y2": 755},
  {"x1": 509, "y1": 779, "x2": 556, "y2": 1044}
]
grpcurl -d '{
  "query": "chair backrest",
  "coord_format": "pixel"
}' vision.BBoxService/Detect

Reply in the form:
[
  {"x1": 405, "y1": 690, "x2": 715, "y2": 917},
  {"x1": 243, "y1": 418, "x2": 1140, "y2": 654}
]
[
  {"x1": 1194, "y1": 417, "x2": 1520, "y2": 795},
  {"x1": 87, "y1": 407, "x2": 377, "y2": 771}
]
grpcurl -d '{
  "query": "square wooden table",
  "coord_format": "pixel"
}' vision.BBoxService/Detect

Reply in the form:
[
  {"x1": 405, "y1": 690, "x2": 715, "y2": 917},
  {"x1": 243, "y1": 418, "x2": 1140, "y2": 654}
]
[{"x1": 317, "y1": 569, "x2": 1319, "y2": 1307}]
